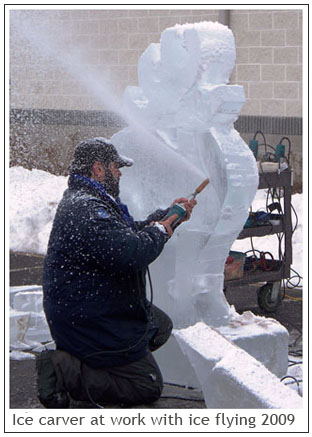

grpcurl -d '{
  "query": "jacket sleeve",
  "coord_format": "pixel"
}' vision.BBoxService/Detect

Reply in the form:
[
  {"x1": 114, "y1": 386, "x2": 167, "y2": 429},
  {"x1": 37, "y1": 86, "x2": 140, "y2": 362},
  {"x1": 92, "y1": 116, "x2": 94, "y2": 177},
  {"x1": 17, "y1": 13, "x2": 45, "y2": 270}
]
[
  {"x1": 135, "y1": 208, "x2": 170, "y2": 231},
  {"x1": 84, "y1": 204, "x2": 168, "y2": 273}
]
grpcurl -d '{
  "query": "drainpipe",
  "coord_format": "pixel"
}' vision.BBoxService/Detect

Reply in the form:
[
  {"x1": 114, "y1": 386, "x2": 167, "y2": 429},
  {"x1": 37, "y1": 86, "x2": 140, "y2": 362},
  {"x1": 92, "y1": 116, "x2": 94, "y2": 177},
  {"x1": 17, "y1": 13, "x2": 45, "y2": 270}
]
[{"x1": 218, "y1": 10, "x2": 230, "y2": 28}]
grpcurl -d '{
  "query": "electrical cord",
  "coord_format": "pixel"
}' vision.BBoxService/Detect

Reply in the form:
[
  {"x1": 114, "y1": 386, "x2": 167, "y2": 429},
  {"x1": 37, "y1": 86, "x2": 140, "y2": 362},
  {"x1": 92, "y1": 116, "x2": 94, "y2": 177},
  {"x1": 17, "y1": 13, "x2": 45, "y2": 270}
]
[
  {"x1": 285, "y1": 267, "x2": 303, "y2": 289},
  {"x1": 283, "y1": 290, "x2": 302, "y2": 301},
  {"x1": 289, "y1": 333, "x2": 303, "y2": 349},
  {"x1": 289, "y1": 350, "x2": 303, "y2": 357},
  {"x1": 249, "y1": 237, "x2": 257, "y2": 258},
  {"x1": 263, "y1": 185, "x2": 285, "y2": 266},
  {"x1": 262, "y1": 166, "x2": 303, "y2": 290},
  {"x1": 258, "y1": 133, "x2": 298, "y2": 241},
  {"x1": 280, "y1": 375, "x2": 302, "y2": 395},
  {"x1": 282, "y1": 333, "x2": 303, "y2": 397},
  {"x1": 288, "y1": 360, "x2": 303, "y2": 367},
  {"x1": 291, "y1": 202, "x2": 299, "y2": 234},
  {"x1": 279, "y1": 313, "x2": 303, "y2": 349},
  {"x1": 278, "y1": 136, "x2": 292, "y2": 162},
  {"x1": 160, "y1": 395, "x2": 205, "y2": 402},
  {"x1": 254, "y1": 131, "x2": 291, "y2": 165},
  {"x1": 284, "y1": 296, "x2": 302, "y2": 302},
  {"x1": 161, "y1": 382, "x2": 205, "y2": 403},
  {"x1": 253, "y1": 130, "x2": 267, "y2": 146}
]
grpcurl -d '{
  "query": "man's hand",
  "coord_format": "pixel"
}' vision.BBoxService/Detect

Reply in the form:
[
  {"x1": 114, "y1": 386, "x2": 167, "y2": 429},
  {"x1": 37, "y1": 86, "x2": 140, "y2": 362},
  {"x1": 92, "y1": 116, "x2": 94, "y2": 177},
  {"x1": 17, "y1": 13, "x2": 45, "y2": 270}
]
[
  {"x1": 158, "y1": 197, "x2": 197, "y2": 236},
  {"x1": 170, "y1": 197, "x2": 197, "y2": 222},
  {"x1": 158, "y1": 214, "x2": 179, "y2": 237}
]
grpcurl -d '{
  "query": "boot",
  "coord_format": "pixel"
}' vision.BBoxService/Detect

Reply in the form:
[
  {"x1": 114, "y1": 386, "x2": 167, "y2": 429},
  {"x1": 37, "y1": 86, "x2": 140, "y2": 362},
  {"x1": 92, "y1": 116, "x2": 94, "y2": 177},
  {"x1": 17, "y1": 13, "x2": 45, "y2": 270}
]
[{"x1": 36, "y1": 350, "x2": 69, "y2": 408}]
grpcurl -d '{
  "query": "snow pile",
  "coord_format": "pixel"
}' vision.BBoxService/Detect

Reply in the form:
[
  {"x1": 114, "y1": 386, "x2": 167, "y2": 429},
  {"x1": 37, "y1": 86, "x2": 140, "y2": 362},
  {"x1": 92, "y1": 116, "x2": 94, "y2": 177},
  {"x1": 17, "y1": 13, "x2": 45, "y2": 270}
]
[{"x1": 9, "y1": 167, "x2": 67, "y2": 255}]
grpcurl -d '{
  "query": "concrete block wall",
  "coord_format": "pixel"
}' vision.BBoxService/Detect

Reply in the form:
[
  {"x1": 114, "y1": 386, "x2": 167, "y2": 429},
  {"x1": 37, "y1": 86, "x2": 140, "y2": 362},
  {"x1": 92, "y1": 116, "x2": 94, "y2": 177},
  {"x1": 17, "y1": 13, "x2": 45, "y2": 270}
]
[
  {"x1": 10, "y1": 8, "x2": 302, "y2": 116},
  {"x1": 10, "y1": 9, "x2": 219, "y2": 111},
  {"x1": 230, "y1": 9, "x2": 302, "y2": 117}
]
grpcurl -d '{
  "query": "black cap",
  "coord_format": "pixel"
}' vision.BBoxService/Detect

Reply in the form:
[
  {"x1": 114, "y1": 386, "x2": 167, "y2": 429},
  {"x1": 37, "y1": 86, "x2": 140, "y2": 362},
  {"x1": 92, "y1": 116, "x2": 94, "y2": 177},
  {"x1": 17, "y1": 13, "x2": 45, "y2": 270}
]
[{"x1": 69, "y1": 137, "x2": 133, "y2": 175}]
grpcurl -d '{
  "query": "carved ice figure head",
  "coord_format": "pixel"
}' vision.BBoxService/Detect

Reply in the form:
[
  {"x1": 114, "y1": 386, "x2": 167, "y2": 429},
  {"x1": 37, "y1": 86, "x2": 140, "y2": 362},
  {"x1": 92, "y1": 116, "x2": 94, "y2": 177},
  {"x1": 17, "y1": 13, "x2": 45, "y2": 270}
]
[
  {"x1": 139, "y1": 22, "x2": 235, "y2": 104},
  {"x1": 112, "y1": 21, "x2": 258, "y2": 328},
  {"x1": 124, "y1": 22, "x2": 244, "y2": 131}
]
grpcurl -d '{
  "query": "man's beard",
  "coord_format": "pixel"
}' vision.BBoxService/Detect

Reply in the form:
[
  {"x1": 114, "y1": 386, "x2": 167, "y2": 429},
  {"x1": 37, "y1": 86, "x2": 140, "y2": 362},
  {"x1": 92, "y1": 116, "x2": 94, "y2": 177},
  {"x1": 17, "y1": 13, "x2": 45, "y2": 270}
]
[{"x1": 101, "y1": 168, "x2": 120, "y2": 198}]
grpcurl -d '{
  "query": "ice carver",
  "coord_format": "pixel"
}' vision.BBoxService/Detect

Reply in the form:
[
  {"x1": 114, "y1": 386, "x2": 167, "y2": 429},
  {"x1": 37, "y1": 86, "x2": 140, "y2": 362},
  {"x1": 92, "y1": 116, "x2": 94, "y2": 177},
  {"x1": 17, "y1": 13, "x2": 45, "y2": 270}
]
[{"x1": 38, "y1": 137, "x2": 196, "y2": 408}]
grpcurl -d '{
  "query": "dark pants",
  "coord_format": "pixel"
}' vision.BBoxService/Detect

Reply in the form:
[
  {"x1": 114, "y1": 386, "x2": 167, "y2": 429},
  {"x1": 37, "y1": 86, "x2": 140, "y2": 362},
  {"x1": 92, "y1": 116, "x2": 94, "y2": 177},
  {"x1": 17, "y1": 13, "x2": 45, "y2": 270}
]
[
  {"x1": 149, "y1": 304, "x2": 173, "y2": 352},
  {"x1": 37, "y1": 305, "x2": 172, "y2": 408}
]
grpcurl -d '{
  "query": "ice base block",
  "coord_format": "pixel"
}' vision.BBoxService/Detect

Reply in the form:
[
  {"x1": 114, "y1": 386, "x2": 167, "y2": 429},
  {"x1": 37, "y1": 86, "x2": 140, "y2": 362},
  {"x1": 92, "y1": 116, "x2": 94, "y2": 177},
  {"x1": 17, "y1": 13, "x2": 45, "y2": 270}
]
[
  {"x1": 173, "y1": 322, "x2": 302, "y2": 408},
  {"x1": 153, "y1": 311, "x2": 289, "y2": 389},
  {"x1": 10, "y1": 287, "x2": 52, "y2": 348}
]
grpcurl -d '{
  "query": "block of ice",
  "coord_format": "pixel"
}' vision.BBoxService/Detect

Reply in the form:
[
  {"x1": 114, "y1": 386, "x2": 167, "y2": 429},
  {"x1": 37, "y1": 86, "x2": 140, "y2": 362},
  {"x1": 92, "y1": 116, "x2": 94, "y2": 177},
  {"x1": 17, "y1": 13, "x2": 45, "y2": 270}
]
[
  {"x1": 25, "y1": 312, "x2": 52, "y2": 343},
  {"x1": 153, "y1": 335, "x2": 199, "y2": 388},
  {"x1": 10, "y1": 285, "x2": 42, "y2": 308},
  {"x1": 32, "y1": 340, "x2": 56, "y2": 353},
  {"x1": 13, "y1": 290, "x2": 43, "y2": 313},
  {"x1": 217, "y1": 311, "x2": 289, "y2": 377},
  {"x1": 10, "y1": 350, "x2": 35, "y2": 360},
  {"x1": 155, "y1": 309, "x2": 289, "y2": 387},
  {"x1": 10, "y1": 287, "x2": 52, "y2": 348},
  {"x1": 174, "y1": 322, "x2": 302, "y2": 408},
  {"x1": 10, "y1": 308, "x2": 30, "y2": 346}
]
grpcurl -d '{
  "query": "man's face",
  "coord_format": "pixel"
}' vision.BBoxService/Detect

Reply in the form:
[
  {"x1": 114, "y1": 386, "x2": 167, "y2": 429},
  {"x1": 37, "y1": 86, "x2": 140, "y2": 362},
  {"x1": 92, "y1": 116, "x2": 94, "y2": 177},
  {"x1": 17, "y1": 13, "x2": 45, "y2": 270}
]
[
  {"x1": 91, "y1": 160, "x2": 122, "y2": 197},
  {"x1": 103, "y1": 161, "x2": 122, "y2": 197}
]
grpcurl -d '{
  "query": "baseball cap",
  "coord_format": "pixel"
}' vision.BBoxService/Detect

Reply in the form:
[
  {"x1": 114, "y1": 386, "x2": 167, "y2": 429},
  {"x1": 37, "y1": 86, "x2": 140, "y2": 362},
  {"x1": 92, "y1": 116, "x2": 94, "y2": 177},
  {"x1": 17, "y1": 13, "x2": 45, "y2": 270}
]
[{"x1": 69, "y1": 137, "x2": 133, "y2": 175}]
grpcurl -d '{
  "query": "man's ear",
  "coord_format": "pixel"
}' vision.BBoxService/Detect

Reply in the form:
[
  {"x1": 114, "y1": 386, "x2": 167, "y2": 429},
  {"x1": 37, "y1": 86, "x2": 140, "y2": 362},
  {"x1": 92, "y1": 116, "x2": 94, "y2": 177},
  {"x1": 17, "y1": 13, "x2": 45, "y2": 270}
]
[
  {"x1": 108, "y1": 162, "x2": 115, "y2": 171},
  {"x1": 92, "y1": 161, "x2": 105, "y2": 179}
]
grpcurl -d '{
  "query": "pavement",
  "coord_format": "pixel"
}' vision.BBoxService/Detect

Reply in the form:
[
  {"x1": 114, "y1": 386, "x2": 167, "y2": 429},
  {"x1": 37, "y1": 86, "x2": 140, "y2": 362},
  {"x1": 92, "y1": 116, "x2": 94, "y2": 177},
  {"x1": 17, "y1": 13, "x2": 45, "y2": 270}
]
[{"x1": 9, "y1": 253, "x2": 303, "y2": 409}]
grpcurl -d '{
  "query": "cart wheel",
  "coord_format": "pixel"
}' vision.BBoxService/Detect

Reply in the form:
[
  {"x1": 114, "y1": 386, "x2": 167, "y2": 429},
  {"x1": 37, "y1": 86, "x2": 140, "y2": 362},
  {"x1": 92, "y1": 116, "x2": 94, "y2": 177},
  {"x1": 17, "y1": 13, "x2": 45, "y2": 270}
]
[{"x1": 257, "y1": 283, "x2": 281, "y2": 312}]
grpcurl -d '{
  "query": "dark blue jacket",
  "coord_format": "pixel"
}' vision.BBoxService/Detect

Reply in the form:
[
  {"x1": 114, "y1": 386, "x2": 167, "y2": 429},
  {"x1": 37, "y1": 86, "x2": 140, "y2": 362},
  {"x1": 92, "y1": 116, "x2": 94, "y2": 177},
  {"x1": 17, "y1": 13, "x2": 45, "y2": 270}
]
[{"x1": 43, "y1": 174, "x2": 168, "y2": 368}]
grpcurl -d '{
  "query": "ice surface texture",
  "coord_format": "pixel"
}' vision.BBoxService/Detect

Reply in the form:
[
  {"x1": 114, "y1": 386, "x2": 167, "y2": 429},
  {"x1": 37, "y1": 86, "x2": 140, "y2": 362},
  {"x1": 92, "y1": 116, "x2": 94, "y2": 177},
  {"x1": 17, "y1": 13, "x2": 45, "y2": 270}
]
[
  {"x1": 10, "y1": 289, "x2": 52, "y2": 352},
  {"x1": 174, "y1": 323, "x2": 302, "y2": 409},
  {"x1": 111, "y1": 21, "x2": 259, "y2": 328}
]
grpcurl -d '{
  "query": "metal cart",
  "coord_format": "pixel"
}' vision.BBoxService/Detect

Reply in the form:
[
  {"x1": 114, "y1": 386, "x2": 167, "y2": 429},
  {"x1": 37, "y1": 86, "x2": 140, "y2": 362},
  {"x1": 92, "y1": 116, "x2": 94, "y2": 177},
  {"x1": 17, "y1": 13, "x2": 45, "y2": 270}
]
[{"x1": 224, "y1": 169, "x2": 293, "y2": 312}]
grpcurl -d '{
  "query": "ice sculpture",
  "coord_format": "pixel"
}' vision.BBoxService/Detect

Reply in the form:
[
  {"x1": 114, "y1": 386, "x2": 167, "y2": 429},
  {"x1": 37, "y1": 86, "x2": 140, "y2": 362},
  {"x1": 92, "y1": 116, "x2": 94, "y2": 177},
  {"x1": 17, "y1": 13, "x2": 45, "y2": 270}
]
[
  {"x1": 111, "y1": 22, "x2": 290, "y2": 391},
  {"x1": 112, "y1": 21, "x2": 259, "y2": 327}
]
